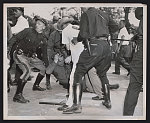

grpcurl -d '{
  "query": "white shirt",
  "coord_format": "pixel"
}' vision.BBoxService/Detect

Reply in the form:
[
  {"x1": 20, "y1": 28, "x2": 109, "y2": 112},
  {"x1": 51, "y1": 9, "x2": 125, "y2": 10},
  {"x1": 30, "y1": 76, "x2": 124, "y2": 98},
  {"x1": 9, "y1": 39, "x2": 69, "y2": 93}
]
[
  {"x1": 11, "y1": 15, "x2": 29, "y2": 34},
  {"x1": 62, "y1": 24, "x2": 84, "y2": 63},
  {"x1": 62, "y1": 24, "x2": 84, "y2": 107},
  {"x1": 117, "y1": 27, "x2": 130, "y2": 45}
]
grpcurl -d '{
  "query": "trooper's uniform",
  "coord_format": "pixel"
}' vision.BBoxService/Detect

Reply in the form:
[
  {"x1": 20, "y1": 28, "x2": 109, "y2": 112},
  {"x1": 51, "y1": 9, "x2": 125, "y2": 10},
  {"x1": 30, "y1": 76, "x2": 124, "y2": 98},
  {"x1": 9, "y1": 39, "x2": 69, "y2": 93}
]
[
  {"x1": 123, "y1": 7, "x2": 143, "y2": 116},
  {"x1": 9, "y1": 26, "x2": 49, "y2": 103},
  {"x1": 63, "y1": 7, "x2": 119, "y2": 113}
]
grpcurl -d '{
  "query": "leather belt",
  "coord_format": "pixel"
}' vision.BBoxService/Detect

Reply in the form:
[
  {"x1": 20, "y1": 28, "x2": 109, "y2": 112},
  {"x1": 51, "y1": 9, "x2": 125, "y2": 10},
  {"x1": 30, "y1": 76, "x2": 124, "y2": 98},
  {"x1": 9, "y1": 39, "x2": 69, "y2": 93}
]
[
  {"x1": 121, "y1": 44, "x2": 128, "y2": 46},
  {"x1": 90, "y1": 37, "x2": 108, "y2": 41}
]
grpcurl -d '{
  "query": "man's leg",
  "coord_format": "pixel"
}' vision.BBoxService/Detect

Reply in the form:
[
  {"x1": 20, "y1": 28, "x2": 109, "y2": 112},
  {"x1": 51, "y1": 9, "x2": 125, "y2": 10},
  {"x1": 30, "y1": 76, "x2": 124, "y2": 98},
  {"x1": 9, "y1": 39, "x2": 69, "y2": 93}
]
[
  {"x1": 113, "y1": 53, "x2": 120, "y2": 75},
  {"x1": 95, "y1": 53, "x2": 112, "y2": 109},
  {"x1": 7, "y1": 70, "x2": 11, "y2": 92},
  {"x1": 63, "y1": 48, "x2": 99, "y2": 114},
  {"x1": 45, "y1": 73, "x2": 52, "y2": 90},
  {"x1": 31, "y1": 57, "x2": 46, "y2": 91},
  {"x1": 13, "y1": 52, "x2": 31, "y2": 103},
  {"x1": 11, "y1": 65, "x2": 22, "y2": 86},
  {"x1": 119, "y1": 46, "x2": 130, "y2": 74},
  {"x1": 85, "y1": 68, "x2": 104, "y2": 100},
  {"x1": 123, "y1": 49, "x2": 143, "y2": 116},
  {"x1": 53, "y1": 65, "x2": 69, "y2": 89}
]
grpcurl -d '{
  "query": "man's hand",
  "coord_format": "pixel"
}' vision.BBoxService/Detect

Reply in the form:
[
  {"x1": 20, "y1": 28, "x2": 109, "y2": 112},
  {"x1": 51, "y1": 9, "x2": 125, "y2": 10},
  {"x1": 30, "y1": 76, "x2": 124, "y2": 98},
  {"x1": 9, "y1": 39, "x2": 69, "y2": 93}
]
[
  {"x1": 32, "y1": 53, "x2": 37, "y2": 59},
  {"x1": 65, "y1": 56, "x2": 72, "y2": 64},
  {"x1": 53, "y1": 53, "x2": 64, "y2": 63},
  {"x1": 71, "y1": 37, "x2": 78, "y2": 45},
  {"x1": 53, "y1": 53, "x2": 59, "y2": 63}
]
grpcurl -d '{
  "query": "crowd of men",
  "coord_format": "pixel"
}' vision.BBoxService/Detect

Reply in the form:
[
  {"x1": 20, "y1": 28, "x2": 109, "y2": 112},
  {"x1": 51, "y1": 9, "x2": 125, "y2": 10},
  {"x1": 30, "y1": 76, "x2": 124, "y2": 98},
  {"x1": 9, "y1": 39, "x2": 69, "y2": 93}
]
[{"x1": 7, "y1": 7, "x2": 143, "y2": 116}]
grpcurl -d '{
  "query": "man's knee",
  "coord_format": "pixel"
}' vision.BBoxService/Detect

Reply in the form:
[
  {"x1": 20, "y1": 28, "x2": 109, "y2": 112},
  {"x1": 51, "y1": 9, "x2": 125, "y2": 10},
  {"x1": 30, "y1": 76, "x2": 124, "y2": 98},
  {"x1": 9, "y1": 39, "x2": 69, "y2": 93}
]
[{"x1": 40, "y1": 69, "x2": 46, "y2": 76}]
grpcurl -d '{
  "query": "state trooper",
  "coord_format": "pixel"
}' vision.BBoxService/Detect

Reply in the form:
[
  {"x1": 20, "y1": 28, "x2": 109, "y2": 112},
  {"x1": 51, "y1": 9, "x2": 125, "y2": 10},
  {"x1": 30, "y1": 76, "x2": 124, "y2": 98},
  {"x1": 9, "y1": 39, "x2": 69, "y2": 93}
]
[
  {"x1": 123, "y1": 7, "x2": 143, "y2": 116},
  {"x1": 8, "y1": 17, "x2": 50, "y2": 103},
  {"x1": 63, "y1": 7, "x2": 119, "y2": 114}
]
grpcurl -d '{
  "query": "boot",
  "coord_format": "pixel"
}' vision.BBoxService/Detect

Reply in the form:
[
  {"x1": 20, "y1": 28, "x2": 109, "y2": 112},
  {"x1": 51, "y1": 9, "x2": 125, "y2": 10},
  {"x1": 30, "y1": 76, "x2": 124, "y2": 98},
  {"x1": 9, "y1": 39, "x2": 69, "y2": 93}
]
[
  {"x1": 32, "y1": 73, "x2": 46, "y2": 91},
  {"x1": 63, "y1": 83, "x2": 83, "y2": 114},
  {"x1": 109, "y1": 84, "x2": 119, "y2": 90},
  {"x1": 102, "y1": 84, "x2": 111, "y2": 109},
  {"x1": 45, "y1": 74, "x2": 52, "y2": 90},
  {"x1": 13, "y1": 79, "x2": 29, "y2": 103}
]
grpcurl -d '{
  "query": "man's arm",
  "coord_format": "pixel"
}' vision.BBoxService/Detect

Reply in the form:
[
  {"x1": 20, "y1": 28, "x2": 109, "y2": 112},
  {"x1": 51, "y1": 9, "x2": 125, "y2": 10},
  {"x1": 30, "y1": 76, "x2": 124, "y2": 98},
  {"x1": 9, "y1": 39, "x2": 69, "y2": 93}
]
[
  {"x1": 108, "y1": 17, "x2": 119, "y2": 34},
  {"x1": 8, "y1": 28, "x2": 29, "y2": 52},
  {"x1": 117, "y1": 35, "x2": 125, "y2": 53},
  {"x1": 41, "y1": 40, "x2": 49, "y2": 67},
  {"x1": 46, "y1": 53, "x2": 60, "y2": 74},
  {"x1": 77, "y1": 13, "x2": 89, "y2": 42}
]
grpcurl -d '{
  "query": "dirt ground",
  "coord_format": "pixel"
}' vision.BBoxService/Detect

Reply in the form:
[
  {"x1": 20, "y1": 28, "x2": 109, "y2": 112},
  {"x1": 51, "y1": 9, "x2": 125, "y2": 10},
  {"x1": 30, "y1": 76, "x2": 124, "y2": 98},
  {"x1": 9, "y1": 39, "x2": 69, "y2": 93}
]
[{"x1": 4, "y1": 62, "x2": 145, "y2": 120}]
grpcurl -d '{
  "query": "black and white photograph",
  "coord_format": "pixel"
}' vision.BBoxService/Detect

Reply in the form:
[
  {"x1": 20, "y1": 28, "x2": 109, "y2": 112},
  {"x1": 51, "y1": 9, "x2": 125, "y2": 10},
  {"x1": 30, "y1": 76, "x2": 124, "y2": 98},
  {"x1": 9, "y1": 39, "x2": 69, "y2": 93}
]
[{"x1": 3, "y1": 3, "x2": 147, "y2": 120}]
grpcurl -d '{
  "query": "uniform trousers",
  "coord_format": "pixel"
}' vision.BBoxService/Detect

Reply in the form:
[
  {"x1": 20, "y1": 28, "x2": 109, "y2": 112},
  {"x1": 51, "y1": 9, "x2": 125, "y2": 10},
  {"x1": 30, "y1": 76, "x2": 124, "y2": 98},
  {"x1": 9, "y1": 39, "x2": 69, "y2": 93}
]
[
  {"x1": 74, "y1": 39, "x2": 111, "y2": 91},
  {"x1": 13, "y1": 51, "x2": 46, "y2": 82},
  {"x1": 115, "y1": 45, "x2": 131, "y2": 73},
  {"x1": 123, "y1": 40, "x2": 143, "y2": 115},
  {"x1": 85, "y1": 67, "x2": 103, "y2": 97}
]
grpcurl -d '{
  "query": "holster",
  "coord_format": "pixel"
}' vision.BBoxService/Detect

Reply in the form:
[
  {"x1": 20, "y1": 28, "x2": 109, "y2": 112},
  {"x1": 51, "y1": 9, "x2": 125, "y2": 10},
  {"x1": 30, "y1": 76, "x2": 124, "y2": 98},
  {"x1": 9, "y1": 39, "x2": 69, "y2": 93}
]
[{"x1": 83, "y1": 39, "x2": 92, "y2": 56}]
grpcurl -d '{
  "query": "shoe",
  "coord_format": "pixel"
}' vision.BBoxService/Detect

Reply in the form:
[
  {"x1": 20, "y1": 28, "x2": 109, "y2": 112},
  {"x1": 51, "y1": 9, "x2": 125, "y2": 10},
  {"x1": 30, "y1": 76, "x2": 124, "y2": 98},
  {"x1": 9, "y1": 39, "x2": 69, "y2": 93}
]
[
  {"x1": 109, "y1": 84, "x2": 119, "y2": 90},
  {"x1": 73, "y1": 105, "x2": 82, "y2": 113},
  {"x1": 102, "y1": 101, "x2": 111, "y2": 109},
  {"x1": 57, "y1": 105, "x2": 68, "y2": 111},
  {"x1": 32, "y1": 85, "x2": 46, "y2": 91},
  {"x1": 13, "y1": 93, "x2": 29, "y2": 103},
  {"x1": 112, "y1": 72, "x2": 120, "y2": 75},
  {"x1": 92, "y1": 96, "x2": 104, "y2": 100},
  {"x1": 63, "y1": 104, "x2": 82, "y2": 114}
]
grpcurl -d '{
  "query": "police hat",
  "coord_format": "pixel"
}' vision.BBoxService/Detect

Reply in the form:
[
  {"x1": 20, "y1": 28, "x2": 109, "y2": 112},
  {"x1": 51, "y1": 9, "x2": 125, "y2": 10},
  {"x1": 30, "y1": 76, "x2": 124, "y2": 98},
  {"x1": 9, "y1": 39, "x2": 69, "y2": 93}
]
[
  {"x1": 35, "y1": 16, "x2": 47, "y2": 26},
  {"x1": 53, "y1": 15, "x2": 61, "y2": 22},
  {"x1": 55, "y1": 17, "x2": 74, "y2": 30},
  {"x1": 135, "y1": 7, "x2": 143, "y2": 20}
]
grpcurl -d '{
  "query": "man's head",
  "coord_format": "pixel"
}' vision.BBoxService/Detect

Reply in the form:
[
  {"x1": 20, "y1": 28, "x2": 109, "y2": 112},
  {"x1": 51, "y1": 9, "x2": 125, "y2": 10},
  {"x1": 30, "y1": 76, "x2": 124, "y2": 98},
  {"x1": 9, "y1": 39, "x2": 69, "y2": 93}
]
[
  {"x1": 34, "y1": 17, "x2": 47, "y2": 33},
  {"x1": 81, "y1": 7, "x2": 89, "y2": 13},
  {"x1": 13, "y1": 7, "x2": 24, "y2": 18},
  {"x1": 119, "y1": 20, "x2": 126, "y2": 29}
]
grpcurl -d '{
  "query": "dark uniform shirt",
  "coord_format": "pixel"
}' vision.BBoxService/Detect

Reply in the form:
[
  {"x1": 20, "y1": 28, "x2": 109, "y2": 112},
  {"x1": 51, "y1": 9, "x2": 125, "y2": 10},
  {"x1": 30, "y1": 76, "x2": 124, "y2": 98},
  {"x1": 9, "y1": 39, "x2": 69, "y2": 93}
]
[
  {"x1": 77, "y1": 7, "x2": 119, "y2": 41},
  {"x1": 9, "y1": 28, "x2": 48, "y2": 65},
  {"x1": 47, "y1": 30, "x2": 63, "y2": 53},
  {"x1": 137, "y1": 18, "x2": 143, "y2": 36}
]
